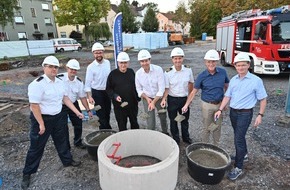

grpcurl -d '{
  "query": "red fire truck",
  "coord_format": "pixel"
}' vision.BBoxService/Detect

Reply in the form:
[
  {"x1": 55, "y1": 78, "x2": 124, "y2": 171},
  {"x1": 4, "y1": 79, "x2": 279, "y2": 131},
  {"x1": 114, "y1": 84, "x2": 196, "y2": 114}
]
[{"x1": 216, "y1": 5, "x2": 290, "y2": 74}]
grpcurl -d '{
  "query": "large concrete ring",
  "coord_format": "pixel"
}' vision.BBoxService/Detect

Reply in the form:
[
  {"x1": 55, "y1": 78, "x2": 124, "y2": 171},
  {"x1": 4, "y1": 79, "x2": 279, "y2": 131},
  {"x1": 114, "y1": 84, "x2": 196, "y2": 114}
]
[{"x1": 98, "y1": 129, "x2": 179, "y2": 190}]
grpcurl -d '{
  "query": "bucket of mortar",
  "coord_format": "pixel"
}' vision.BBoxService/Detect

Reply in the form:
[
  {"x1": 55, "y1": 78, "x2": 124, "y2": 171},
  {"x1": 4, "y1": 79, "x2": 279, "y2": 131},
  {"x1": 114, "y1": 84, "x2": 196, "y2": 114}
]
[
  {"x1": 186, "y1": 143, "x2": 231, "y2": 185},
  {"x1": 83, "y1": 129, "x2": 117, "y2": 161}
]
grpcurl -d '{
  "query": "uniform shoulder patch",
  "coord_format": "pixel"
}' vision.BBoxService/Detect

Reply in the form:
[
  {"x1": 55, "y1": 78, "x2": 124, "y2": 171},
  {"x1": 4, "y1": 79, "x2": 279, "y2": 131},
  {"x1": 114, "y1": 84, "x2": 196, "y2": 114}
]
[
  {"x1": 165, "y1": 68, "x2": 172, "y2": 72},
  {"x1": 184, "y1": 65, "x2": 190, "y2": 68},
  {"x1": 57, "y1": 74, "x2": 64, "y2": 77},
  {"x1": 77, "y1": 77, "x2": 82, "y2": 82},
  {"x1": 36, "y1": 76, "x2": 43, "y2": 82}
]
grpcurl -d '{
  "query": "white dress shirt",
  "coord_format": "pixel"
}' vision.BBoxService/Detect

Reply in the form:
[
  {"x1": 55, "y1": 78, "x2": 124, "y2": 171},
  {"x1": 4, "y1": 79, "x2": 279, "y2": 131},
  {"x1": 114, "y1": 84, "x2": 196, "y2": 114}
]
[
  {"x1": 135, "y1": 64, "x2": 165, "y2": 98},
  {"x1": 28, "y1": 74, "x2": 67, "y2": 115},
  {"x1": 84, "y1": 59, "x2": 111, "y2": 92},
  {"x1": 164, "y1": 65, "x2": 194, "y2": 97},
  {"x1": 58, "y1": 72, "x2": 86, "y2": 103}
]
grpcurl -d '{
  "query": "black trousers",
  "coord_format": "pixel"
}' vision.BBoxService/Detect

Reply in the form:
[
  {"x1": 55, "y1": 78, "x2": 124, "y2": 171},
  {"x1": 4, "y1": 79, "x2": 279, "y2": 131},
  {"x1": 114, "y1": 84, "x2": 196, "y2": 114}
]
[
  {"x1": 62, "y1": 101, "x2": 83, "y2": 148},
  {"x1": 23, "y1": 112, "x2": 72, "y2": 175},
  {"x1": 114, "y1": 104, "x2": 139, "y2": 131},
  {"x1": 167, "y1": 95, "x2": 190, "y2": 143},
  {"x1": 91, "y1": 89, "x2": 112, "y2": 129}
]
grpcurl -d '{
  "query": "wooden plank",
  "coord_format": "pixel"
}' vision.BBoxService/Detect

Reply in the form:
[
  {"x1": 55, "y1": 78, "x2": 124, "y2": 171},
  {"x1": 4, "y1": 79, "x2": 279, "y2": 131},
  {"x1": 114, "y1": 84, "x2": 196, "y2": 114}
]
[
  {"x1": 0, "y1": 104, "x2": 14, "y2": 111},
  {"x1": 0, "y1": 103, "x2": 9, "y2": 107}
]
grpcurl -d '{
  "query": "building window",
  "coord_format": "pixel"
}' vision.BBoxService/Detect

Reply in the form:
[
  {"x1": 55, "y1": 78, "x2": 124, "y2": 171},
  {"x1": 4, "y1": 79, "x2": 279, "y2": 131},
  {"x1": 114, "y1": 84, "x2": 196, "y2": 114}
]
[
  {"x1": 44, "y1": 18, "x2": 52, "y2": 25},
  {"x1": 18, "y1": 32, "x2": 27, "y2": 40},
  {"x1": 76, "y1": 25, "x2": 79, "y2": 32},
  {"x1": 15, "y1": 16, "x2": 24, "y2": 24},
  {"x1": 31, "y1": 8, "x2": 36, "y2": 17},
  {"x1": 42, "y1": 3, "x2": 49, "y2": 10},
  {"x1": 33, "y1": 23, "x2": 39, "y2": 31},
  {"x1": 60, "y1": 32, "x2": 66, "y2": 38},
  {"x1": 0, "y1": 32, "x2": 9, "y2": 41},
  {"x1": 47, "y1": 32, "x2": 54, "y2": 39}
]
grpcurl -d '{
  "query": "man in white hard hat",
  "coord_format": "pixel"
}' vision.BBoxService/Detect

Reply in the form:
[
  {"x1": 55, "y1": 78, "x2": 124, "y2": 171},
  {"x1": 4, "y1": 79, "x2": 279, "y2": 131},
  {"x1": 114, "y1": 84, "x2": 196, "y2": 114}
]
[
  {"x1": 106, "y1": 52, "x2": 140, "y2": 131},
  {"x1": 84, "y1": 42, "x2": 112, "y2": 129},
  {"x1": 21, "y1": 56, "x2": 84, "y2": 189},
  {"x1": 58, "y1": 59, "x2": 93, "y2": 149},
  {"x1": 182, "y1": 49, "x2": 229, "y2": 146},
  {"x1": 214, "y1": 52, "x2": 267, "y2": 180},
  {"x1": 135, "y1": 49, "x2": 169, "y2": 134},
  {"x1": 161, "y1": 47, "x2": 194, "y2": 145}
]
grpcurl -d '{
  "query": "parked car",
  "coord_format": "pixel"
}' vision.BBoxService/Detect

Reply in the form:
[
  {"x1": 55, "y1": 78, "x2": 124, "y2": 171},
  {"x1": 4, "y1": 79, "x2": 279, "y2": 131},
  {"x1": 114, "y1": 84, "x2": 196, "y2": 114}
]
[
  {"x1": 103, "y1": 40, "x2": 114, "y2": 47},
  {"x1": 52, "y1": 38, "x2": 82, "y2": 53}
]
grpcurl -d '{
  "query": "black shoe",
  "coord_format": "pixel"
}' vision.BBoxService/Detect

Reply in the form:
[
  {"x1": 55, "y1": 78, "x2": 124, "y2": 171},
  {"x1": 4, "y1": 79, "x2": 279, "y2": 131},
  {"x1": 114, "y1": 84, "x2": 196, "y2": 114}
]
[
  {"x1": 75, "y1": 143, "x2": 86, "y2": 149},
  {"x1": 21, "y1": 174, "x2": 30, "y2": 189},
  {"x1": 183, "y1": 138, "x2": 192, "y2": 144},
  {"x1": 64, "y1": 160, "x2": 81, "y2": 167}
]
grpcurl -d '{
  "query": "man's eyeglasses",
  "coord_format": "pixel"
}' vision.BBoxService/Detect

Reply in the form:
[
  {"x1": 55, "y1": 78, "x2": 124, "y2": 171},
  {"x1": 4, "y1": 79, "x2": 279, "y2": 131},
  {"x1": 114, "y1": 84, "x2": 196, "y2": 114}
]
[{"x1": 44, "y1": 65, "x2": 59, "y2": 69}]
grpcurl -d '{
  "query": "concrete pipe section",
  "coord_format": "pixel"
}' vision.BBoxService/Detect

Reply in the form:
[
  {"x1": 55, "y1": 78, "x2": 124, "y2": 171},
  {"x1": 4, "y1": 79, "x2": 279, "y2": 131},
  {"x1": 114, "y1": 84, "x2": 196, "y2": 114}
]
[{"x1": 98, "y1": 129, "x2": 179, "y2": 190}]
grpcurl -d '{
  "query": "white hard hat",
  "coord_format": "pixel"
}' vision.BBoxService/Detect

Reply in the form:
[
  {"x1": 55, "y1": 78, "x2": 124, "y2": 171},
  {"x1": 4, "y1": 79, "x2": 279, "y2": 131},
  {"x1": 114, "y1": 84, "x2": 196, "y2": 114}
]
[
  {"x1": 91, "y1": 42, "x2": 105, "y2": 52},
  {"x1": 42, "y1": 56, "x2": 59, "y2": 67},
  {"x1": 234, "y1": 52, "x2": 251, "y2": 64},
  {"x1": 117, "y1": 52, "x2": 130, "y2": 62},
  {"x1": 170, "y1": 47, "x2": 184, "y2": 57},
  {"x1": 138, "y1": 50, "x2": 151, "y2": 61},
  {"x1": 204, "y1": 49, "x2": 220, "y2": 60},
  {"x1": 66, "y1": 59, "x2": 80, "y2": 70}
]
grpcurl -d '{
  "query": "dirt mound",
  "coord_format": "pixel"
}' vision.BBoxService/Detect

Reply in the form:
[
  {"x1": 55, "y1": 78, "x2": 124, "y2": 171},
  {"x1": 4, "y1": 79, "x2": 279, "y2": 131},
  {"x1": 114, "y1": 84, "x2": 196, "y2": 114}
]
[{"x1": 0, "y1": 111, "x2": 30, "y2": 137}]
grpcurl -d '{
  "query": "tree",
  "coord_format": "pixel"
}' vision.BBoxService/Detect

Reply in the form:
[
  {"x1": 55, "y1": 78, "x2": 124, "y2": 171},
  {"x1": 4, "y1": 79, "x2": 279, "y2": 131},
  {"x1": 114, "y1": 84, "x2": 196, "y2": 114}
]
[
  {"x1": 142, "y1": 7, "x2": 159, "y2": 32},
  {"x1": 131, "y1": 0, "x2": 139, "y2": 7},
  {"x1": 53, "y1": 0, "x2": 110, "y2": 47},
  {"x1": 0, "y1": 0, "x2": 19, "y2": 40},
  {"x1": 146, "y1": 2, "x2": 159, "y2": 12},
  {"x1": 69, "y1": 30, "x2": 82, "y2": 41},
  {"x1": 118, "y1": 0, "x2": 139, "y2": 33},
  {"x1": 88, "y1": 22, "x2": 111, "y2": 41},
  {"x1": 173, "y1": 1, "x2": 190, "y2": 35}
]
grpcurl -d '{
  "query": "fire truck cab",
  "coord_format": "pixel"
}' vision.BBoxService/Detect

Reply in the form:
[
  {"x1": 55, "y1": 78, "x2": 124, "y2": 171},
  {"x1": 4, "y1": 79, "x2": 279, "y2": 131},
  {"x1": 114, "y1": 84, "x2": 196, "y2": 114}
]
[{"x1": 216, "y1": 5, "x2": 290, "y2": 74}]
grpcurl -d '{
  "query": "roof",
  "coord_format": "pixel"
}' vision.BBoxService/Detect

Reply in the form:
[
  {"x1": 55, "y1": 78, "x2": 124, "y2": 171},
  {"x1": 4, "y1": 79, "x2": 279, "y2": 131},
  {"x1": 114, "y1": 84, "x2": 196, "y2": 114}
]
[{"x1": 159, "y1": 12, "x2": 175, "y2": 20}]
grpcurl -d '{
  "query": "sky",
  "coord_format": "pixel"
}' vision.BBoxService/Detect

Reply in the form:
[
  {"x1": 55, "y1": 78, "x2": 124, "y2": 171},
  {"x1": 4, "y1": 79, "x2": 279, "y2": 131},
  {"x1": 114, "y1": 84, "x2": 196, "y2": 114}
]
[{"x1": 111, "y1": 0, "x2": 187, "y2": 13}]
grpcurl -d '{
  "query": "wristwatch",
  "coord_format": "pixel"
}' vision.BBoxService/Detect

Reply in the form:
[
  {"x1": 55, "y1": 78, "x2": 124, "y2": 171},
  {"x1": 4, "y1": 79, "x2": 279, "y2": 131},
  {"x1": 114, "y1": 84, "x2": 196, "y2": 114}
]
[{"x1": 258, "y1": 113, "x2": 264, "y2": 117}]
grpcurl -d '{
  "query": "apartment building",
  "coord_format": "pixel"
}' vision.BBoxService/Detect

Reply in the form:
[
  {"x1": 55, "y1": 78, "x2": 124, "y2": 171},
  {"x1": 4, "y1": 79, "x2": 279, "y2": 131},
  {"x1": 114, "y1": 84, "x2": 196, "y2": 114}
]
[{"x1": 0, "y1": 0, "x2": 57, "y2": 41}]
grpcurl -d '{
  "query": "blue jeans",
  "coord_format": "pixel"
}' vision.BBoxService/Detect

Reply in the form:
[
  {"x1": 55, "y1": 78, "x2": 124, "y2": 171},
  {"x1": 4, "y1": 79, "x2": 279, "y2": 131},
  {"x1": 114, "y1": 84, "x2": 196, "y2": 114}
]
[{"x1": 230, "y1": 108, "x2": 253, "y2": 169}]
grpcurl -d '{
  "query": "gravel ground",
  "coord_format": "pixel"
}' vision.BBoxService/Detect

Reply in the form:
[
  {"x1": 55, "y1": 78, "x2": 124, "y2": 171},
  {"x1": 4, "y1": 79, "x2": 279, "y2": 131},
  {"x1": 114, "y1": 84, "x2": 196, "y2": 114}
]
[{"x1": 0, "y1": 42, "x2": 289, "y2": 190}]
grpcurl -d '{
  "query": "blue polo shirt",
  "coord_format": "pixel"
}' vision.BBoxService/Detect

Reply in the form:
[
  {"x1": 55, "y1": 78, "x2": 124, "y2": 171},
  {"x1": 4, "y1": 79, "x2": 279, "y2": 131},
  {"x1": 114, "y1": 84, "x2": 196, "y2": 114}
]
[
  {"x1": 225, "y1": 72, "x2": 268, "y2": 109},
  {"x1": 194, "y1": 67, "x2": 229, "y2": 102}
]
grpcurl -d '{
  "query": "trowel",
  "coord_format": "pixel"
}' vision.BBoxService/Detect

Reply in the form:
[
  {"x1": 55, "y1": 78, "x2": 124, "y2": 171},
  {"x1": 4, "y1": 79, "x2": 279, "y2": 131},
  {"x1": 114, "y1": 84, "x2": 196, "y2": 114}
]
[
  {"x1": 88, "y1": 115, "x2": 100, "y2": 127},
  {"x1": 158, "y1": 108, "x2": 167, "y2": 113},
  {"x1": 174, "y1": 113, "x2": 185, "y2": 122},
  {"x1": 208, "y1": 116, "x2": 222, "y2": 132},
  {"x1": 95, "y1": 105, "x2": 102, "y2": 111},
  {"x1": 120, "y1": 101, "x2": 128, "y2": 108}
]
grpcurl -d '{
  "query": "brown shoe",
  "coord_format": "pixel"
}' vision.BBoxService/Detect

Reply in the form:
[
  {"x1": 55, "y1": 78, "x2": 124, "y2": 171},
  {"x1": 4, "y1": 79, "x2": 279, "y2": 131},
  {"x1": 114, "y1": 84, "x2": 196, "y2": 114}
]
[{"x1": 21, "y1": 174, "x2": 30, "y2": 189}]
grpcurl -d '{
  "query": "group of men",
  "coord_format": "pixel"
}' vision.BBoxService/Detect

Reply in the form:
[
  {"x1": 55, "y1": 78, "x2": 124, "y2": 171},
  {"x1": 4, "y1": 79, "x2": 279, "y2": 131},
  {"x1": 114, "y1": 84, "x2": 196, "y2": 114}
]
[{"x1": 21, "y1": 42, "x2": 267, "y2": 189}]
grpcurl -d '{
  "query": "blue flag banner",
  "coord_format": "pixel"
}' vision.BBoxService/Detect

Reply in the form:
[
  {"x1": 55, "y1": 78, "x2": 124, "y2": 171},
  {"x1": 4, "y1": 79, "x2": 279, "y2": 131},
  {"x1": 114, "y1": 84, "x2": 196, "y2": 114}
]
[{"x1": 113, "y1": 12, "x2": 123, "y2": 68}]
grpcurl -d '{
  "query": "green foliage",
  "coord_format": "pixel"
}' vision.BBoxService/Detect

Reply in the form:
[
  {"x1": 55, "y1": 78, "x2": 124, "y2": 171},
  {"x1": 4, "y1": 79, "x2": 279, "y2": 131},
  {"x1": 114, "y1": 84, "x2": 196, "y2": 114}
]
[
  {"x1": 69, "y1": 31, "x2": 82, "y2": 41},
  {"x1": 0, "y1": 0, "x2": 19, "y2": 30},
  {"x1": 188, "y1": 0, "x2": 288, "y2": 39},
  {"x1": 142, "y1": 7, "x2": 159, "y2": 32},
  {"x1": 118, "y1": 0, "x2": 139, "y2": 33},
  {"x1": 173, "y1": 2, "x2": 190, "y2": 35},
  {"x1": 53, "y1": 0, "x2": 110, "y2": 47},
  {"x1": 146, "y1": 3, "x2": 159, "y2": 12},
  {"x1": 88, "y1": 22, "x2": 111, "y2": 40}
]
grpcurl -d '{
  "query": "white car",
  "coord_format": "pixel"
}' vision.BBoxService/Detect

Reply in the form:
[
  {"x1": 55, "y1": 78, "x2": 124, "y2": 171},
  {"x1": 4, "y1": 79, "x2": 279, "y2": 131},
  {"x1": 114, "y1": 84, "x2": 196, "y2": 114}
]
[{"x1": 103, "y1": 40, "x2": 114, "y2": 47}]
